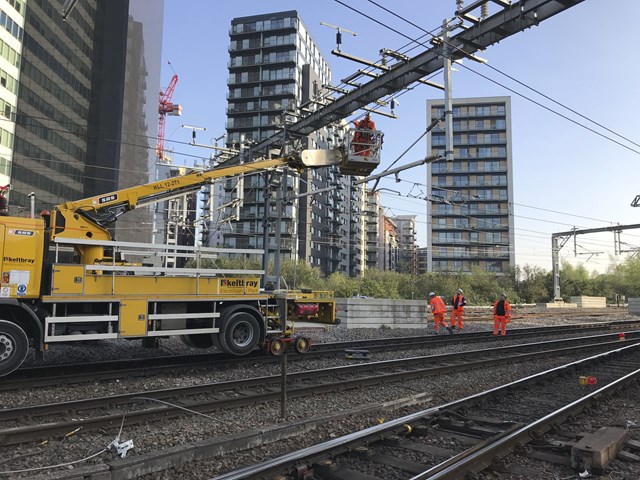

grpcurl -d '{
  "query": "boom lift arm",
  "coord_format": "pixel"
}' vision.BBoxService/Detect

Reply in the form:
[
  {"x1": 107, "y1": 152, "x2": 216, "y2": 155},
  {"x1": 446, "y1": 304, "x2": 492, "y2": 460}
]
[{"x1": 49, "y1": 149, "x2": 356, "y2": 263}]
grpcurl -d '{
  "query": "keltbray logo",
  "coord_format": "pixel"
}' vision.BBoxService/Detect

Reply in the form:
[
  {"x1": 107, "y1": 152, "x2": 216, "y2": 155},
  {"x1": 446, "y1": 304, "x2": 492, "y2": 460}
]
[
  {"x1": 221, "y1": 279, "x2": 258, "y2": 288},
  {"x1": 3, "y1": 256, "x2": 35, "y2": 264},
  {"x1": 8, "y1": 229, "x2": 35, "y2": 236}
]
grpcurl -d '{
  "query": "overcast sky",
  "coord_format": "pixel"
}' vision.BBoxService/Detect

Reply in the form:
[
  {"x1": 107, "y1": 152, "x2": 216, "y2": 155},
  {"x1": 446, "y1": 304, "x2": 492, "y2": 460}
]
[{"x1": 161, "y1": 0, "x2": 640, "y2": 274}]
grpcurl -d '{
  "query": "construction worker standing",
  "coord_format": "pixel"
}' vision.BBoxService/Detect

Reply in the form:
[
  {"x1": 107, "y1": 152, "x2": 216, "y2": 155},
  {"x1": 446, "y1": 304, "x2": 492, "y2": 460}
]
[
  {"x1": 451, "y1": 288, "x2": 466, "y2": 330},
  {"x1": 493, "y1": 292, "x2": 512, "y2": 336},
  {"x1": 352, "y1": 113, "x2": 376, "y2": 156},
  {"x1": 429, "y1": 292, "x2": 450, "y2": 334}
]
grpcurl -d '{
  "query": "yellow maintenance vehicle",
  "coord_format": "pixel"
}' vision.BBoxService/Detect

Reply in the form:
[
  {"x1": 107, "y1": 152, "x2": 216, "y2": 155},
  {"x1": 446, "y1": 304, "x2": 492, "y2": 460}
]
[{"x1": 0, "y1": 146, "x2": 381, "y2": 376}]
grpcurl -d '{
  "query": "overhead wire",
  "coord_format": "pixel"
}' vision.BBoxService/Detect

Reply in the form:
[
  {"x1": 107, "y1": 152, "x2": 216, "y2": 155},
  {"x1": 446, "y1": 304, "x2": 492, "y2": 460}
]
[{"x1": 358, "y1": 0, "x2": 640, "y2": 156}]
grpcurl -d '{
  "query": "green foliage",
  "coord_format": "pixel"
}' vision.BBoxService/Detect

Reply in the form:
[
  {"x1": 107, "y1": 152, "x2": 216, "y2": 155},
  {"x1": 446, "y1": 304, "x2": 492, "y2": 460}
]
[
  {"x1": 514, "y1": 264, "x2": 552, "y2": 303},
  {"x1": 194, "y1": 254, "x2": 640, "y2": 304},
  {"x1": 278, "y1": 259, "x2": 325, "y2": 290}
]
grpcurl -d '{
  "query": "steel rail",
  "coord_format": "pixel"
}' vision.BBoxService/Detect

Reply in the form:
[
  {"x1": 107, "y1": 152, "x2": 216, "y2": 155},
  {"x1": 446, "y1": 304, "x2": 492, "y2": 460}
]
[
  {"x1": 0, "y1": 334, "x2": 637, "y2": 446},
  {"x1": 5, "y1": 321, "x2": 636, "y2": 390},
  {"x1": 212, "y1": 343, "x2": 640, "y2": 480}
]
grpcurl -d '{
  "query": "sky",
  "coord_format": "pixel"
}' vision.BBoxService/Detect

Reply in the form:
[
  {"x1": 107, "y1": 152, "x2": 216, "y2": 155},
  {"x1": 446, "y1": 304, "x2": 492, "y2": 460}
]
[{"x1": 161, "y1": 0, "x2": 640, "y2": 274}]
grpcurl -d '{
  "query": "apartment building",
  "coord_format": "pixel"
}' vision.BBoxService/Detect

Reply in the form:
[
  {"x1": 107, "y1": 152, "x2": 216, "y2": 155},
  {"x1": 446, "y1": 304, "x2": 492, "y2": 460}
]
[
  {"x1": 426, "y1": 96, "x2": 515, "y2": 274},
  {"x1": 222, "y1": 10, "x2": 362, "y2": 276}
]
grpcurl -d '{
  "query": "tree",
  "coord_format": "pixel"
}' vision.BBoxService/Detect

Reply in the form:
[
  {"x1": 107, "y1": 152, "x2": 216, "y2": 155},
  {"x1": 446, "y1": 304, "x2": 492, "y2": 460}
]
[{"x1": 514, "y1": 264, "x2": 552, "y2": 303}]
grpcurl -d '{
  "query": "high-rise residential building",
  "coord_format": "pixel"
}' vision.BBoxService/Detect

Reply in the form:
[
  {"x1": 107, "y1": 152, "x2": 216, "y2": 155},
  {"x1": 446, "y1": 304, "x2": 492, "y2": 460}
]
[
  {"x1": 426, "y1": 96, "x2": 515, "y2": 274},
  {"x1": 392, "y1": 215, "x2": 418, "y2": 274},
  {"x1": 8, "y1": 0, "x2": 163, "y2": 243},
  {"x1": 222, "y1": 10, "x2": 362, "y2": 276}
]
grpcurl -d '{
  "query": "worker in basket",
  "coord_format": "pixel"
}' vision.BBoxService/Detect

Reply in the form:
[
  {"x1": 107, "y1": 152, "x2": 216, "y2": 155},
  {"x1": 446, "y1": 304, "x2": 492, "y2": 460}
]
[{"x1": 352, "y1": 113, "x2": 377, "y2": 156}]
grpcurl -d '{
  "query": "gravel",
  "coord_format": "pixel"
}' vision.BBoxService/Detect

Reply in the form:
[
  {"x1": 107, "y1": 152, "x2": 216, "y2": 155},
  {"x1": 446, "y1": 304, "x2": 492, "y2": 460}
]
[{"x1": 0, "y1": 310, "x2": 637, "y2": 479}]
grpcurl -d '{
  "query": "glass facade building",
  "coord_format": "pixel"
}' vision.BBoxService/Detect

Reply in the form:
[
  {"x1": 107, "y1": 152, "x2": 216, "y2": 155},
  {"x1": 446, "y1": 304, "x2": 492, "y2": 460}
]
[{"x1": 8, "y1": 0, "x2": 163, "y2": 243}]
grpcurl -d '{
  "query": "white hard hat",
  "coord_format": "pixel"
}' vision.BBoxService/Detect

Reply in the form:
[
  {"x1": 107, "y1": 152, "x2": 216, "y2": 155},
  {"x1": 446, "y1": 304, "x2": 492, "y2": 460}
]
[
  {"x1": 429, "y1": 292, "x2": 435, "y2": 297},
  {"x1": 457, "y1": 289, "x2": 463, "y2": 293}
]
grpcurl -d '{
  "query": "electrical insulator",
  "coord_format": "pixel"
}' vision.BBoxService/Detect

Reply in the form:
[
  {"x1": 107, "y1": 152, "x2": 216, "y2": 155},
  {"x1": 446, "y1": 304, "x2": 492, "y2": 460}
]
[
  {"x1": 456, "y1": 0, "x2": 464, "y2": 11},
  {"x1": 481, "y1": 2, "x2": 488, "y2": 19}
]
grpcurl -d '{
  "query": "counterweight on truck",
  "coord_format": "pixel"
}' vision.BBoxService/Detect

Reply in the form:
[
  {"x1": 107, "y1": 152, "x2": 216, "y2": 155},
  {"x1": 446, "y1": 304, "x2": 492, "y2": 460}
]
[{"x1": 0, "y1": 147, "x2": 380, "y2": 376}]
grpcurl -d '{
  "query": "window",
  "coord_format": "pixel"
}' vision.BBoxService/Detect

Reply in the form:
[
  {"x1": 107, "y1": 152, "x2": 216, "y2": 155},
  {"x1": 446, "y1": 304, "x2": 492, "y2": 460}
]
[
  {"x1": 453, "y1": 218, "x2": 469, "y2": 228},
  {"x1": 468, "y1": 161, "x2": 477, "y2": 172},
  {"x1": 497, "y1": 105, "x2": 506, "y2": 115},
  {"x1": 477, "y1": 106, "x2": 491, "y2": 116},
  {"x1": 468, "y1": 134, "x2": 477, "y2": 144},
  {"x1": 432, "y1": 134, "x2": 445, "y2": 146},
  {"x1": 470, "y1": 232, "x2": 479, "y2": 242},
  {"x1": 476, "y1": 175, "x2": 485, "y2": 186},
  {"x1": 485, "y1": 161, "x2": 500, "y2": 172},
  {"x1": 475, "y1": 120, "x2": 484, "y2": 129},
  {"x1": 453, "y1": 175, "x2": 468, "y2": 187},
  {"x1": 458, "y1": 147, "x2": 469, "y2": 159},
  {"x1": 486, "y1": 232, "x2": 502, "y2": 243},
  {"x1": 493, "y1": 119, "x2": 506, "y2": 129},
  {"x1": 437, "y1": 175, "x2": 447, "y2": 186},
  {"x1": 478, "y1": 147, "x2": 492, "y2": 158}
]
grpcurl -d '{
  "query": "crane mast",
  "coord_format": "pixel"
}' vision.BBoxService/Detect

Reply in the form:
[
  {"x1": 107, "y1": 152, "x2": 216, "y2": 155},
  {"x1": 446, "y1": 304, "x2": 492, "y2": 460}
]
[{"x1": 157, "y1": 74, "x2": 182, "y2": 160}]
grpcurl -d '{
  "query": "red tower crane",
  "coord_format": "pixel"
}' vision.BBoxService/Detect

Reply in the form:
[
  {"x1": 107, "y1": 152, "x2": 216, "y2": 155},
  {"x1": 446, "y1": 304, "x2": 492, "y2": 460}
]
[{"x1": 157, "y1": 74, "x2": 182, "y2": 160}]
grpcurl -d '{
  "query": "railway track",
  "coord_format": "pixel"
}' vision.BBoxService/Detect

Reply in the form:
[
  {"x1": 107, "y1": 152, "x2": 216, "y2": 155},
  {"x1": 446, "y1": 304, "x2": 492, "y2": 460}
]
[
  {"x1": 215, "y1": 343, "x2": 640, "y2": 480},
  {"x1": 4, "y1": 320, "x2": 638, "y2": 391},
  {"x1": 0, "y1": 331, "x2": 637, "y2": 448}
]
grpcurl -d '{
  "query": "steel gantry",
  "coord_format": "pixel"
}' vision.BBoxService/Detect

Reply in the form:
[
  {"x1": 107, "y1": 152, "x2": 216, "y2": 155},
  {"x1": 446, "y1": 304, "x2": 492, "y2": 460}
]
[
  {"x1": 228, "y1": 0, "x2": 585, "y2": 163},
  {"x1": 552, "y1": 223, "x2": 640, "y2": 301}
]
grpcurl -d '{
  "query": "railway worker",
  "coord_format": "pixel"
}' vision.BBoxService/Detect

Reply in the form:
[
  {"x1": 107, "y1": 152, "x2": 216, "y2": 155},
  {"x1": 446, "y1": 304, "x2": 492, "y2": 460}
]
[
  {"x1": 428, "y1": 292, "x2": 450, "y2": 334},
  {"x1": 493, "y1": 292, "x2": 512, "y2": 336},
  {"x1": 450, "y1": 288, "x2": 466, "y2": 330},
  {"x1": 352, "y1": 113, "x2": 376, "y2": 156}
]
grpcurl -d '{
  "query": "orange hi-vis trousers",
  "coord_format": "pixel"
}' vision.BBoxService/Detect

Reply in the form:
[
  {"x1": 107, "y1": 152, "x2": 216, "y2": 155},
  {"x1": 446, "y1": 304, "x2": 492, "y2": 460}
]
[
  {"x1": 433, "y1": 312, "x2": 447, "y2": 331},
  {"x1": 451, "y1": 308, "x2": 464, "y2": 329},
  {"x1": 493, "y1": 315, "x2": 509, "y2": 336}
]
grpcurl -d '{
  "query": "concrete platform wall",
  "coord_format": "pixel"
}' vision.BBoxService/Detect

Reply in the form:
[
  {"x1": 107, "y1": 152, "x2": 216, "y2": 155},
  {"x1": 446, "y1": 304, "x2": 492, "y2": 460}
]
[{"x1": 629, "y1": 298, "x2": 640, "y2": 315}]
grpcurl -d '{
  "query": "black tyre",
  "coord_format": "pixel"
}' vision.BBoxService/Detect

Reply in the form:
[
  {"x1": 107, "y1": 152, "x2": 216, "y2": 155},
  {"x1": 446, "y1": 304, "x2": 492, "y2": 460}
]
[
  {"x1": 218, "y1": 311, "x2": 260, "y2": 356},
  {"x1": 0, "y1": 320, "x2": 29, "y2": 377},
  {"x1": 180, "y1": 334, "x2": 214, "y2": 349},
  {"x1": 294, "y1": 336, "x2": 311, "y2": 354}
]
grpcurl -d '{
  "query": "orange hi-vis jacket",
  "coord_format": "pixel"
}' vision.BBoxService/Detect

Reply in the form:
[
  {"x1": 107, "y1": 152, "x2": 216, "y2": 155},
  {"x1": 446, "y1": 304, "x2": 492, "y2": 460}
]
[
  {"x1": 452, "y1": 293, "x2": 466, "y2": 312},
  {"x1": 493, "y1": 299, "x2": 511, "y2": 318},
  {"x1": 430, "y1": 296, "x2": 446, "y2": 315}
]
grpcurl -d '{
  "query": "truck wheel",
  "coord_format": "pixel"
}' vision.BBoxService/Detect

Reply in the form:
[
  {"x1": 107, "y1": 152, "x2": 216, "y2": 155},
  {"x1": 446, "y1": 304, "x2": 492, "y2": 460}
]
[
  {"x1": 218, "y1": 311, "x2": 260, "y2": 356},
  {"x1": 0, "y1": 320, "x2": 29, "y2": 377}
]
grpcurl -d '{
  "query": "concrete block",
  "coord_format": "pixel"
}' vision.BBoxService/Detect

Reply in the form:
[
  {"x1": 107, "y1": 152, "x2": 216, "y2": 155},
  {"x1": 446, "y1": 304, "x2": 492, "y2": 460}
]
[
  {"x1": 569, "y1": 296, "x2": 607, "y2": 308},
  {"x1": 571, "y1": 427, "x2": 630, "y2": 474}
]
